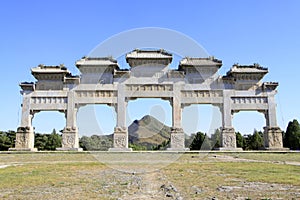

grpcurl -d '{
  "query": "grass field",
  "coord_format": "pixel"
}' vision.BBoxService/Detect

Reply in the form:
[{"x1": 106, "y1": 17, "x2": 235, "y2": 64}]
[{"x1": 0, "y1": 152, "x2": 299, "y2": 199}]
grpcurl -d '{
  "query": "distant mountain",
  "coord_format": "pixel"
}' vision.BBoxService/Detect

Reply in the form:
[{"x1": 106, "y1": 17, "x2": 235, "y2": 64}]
[
  {"x1": 79, "y1": 115, "x2": 193, "y2": 150},
  {"x1": 128, "y1": 115, "x2": 171, "y2": 149}
]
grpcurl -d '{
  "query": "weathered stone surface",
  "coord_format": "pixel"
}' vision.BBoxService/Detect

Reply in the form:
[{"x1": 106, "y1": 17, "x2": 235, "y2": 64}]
[
  {"x1": 56, "y1": 127, "x2": 82, "y2": 151},
  {"x1": 109, "y1": 127, "x2": 132, "y2": 151},
  {"x1": 167, "y1": 129, "x2": 189, "y2": 151},
  {"x1": 13, "y1": 49, "x2": 283, "y2": 151},
  {"x1": 263, "y1": 127, "x2": 289, "y2": 150},
  {"x1": 9, "y1": 126, "x2": 37, "y2": 151}
]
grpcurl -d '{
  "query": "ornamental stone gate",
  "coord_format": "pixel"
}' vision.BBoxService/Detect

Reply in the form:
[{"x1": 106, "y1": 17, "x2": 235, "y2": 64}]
[{"x1": 9, "y1": 49, "x2": 285, "y2": 151}]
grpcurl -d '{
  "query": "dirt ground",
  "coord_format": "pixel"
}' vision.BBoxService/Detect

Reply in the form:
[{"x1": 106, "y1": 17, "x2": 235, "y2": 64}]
[{"x1": 0, "y1": 152, "x2": 299, "y2": 200}]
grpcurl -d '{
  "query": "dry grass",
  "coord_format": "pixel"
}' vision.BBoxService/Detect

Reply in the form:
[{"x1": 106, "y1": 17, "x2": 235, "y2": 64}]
[{"x1": 0, "y1": 152, "x2": 299, "y2": 199}]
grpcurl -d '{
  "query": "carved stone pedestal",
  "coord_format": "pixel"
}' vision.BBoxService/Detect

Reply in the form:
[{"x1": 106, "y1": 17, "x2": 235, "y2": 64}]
[
  {"x1": 56, "y1": 127, "x2": 82, "y2": 151},
  {"x1": 217, "y1": 127, "x2": 242, "y2": 151},
  {"x1": 9, "y1": 126, "x2": 37, "y2": 151},
  {"x1": 263, "y1": 127, "x2": 289, "y2": 151},
  {"x1": 109, "y1": 127, "x2": 132, "y2": 151},
  {"x1": 167, "y1": 128, "x2": 189, "y2": 151}
]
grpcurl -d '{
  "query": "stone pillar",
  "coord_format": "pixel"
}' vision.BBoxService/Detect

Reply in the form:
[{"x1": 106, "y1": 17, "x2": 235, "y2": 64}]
[
  {"x1": 9, "y1": 94, "x2": 37, "y2": 151},
  {"x1": 218, "y1": 91, "x2": 242, "y2": 151},
  {"x1": 167, "y1": 85, "x2": 188, "y2": 151},
  {"x1": 109, "y1": 85, "x2": 132, "y2": 151},
  {"x1": 57, "y1": 91, "x2": 82, "y2": 151},
  {"x1": 263, "y1": 95, "x2": 287, "y2": 150}
]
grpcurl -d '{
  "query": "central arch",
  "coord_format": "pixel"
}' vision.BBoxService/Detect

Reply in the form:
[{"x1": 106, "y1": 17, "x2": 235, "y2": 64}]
[{"x1": 126, "y1": 98, "x2": 172, "y2": 150}]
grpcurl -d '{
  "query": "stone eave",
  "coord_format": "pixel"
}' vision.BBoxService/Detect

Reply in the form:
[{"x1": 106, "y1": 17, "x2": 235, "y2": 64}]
[
  {"x1": 126, "y1": 49, "x2": 173, "y2": 59},
  {"x1": 126, "y1": 49, "x2": 173, "y2": 67},
  {"x1": 19, "y1": 82, "x2": 35, "y2": 91},
  {"x1": 31, "y1": 64, "x2": 70, "y2": 76},
  {"x1": 75, "y1": 57, "x2": 119, "y2": 69},
  {"x1": 178, "y1": 57, "x2": 222, "y2": 71},
  {"x1": 263, "y1": 82, "x2": 279, "y2": 90}
]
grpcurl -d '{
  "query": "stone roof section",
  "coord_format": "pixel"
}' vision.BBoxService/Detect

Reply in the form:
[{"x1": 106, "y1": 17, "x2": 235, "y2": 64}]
[
  {"x1": 229, "y1": 63, "x2": 268, "y2": 74},
  {"x1": 75, "y1": 57, "x2": 118, "y2": 67},
  {"x1": 31, "y1": 64, "x2": 69, "y2": 74},
  {"x1": 126, "y1": 49, "x2": 173, "y2": 60},
  {"x1": 179, "y1": 56, "x2": 222, "y2": 67}
]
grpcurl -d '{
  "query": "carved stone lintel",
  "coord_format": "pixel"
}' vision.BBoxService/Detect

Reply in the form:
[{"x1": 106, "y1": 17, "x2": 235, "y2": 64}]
[
  {"x1": 167, "y1": 128, "x2": 189, "y2": 151},
  {"x1": 9, "y1": 126, "x2": 37, "y2": 151},
  {"x1": 263, "y1": 127, "x2": 287, "y2": 150}
]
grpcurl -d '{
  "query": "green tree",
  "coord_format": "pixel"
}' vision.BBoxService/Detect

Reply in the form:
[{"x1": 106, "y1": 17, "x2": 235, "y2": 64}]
[
  {"x1": 245, "y1": 129, "x2": 263, "y2": 150},
  {"x1": 45, "y1": 129, "x2": 62, "y2": 150},
  {"x1": 211, "y1": 129, "x2": 221, "y2": 149},
  {"x1": 190, "y1": 132, "x2": 211, "y2": 150},
  {"x1": 0, "y1": 131, "x2": 16, "y2": 150},
  {"x1": 79, "y1": 135, "x2": 113, "y2": 151},
  {"x1": 35, "y1": 133, "x2": 48, "y2": 150},
  {"x1": 284, "y1": 119, "x2": 300, "y2": 150},
  {"x1": 236, "y1": 132, "x2": 244, "y2": 149}
]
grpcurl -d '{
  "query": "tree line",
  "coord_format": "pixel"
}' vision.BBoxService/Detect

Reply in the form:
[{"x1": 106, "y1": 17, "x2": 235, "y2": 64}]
[{"x1": 1, "y1": 119, "x2": 300, "y2": 151}]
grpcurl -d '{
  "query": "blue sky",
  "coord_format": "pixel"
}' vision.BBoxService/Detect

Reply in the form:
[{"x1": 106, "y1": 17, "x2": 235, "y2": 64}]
[{"x1": 1, "y1": 0, "x2": 299, "y2": 136}]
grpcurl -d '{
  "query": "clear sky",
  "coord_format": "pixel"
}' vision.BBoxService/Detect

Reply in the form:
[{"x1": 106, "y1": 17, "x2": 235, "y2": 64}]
[{"x1": 1, "y1": 0, "x2": 299, "y2": 136}]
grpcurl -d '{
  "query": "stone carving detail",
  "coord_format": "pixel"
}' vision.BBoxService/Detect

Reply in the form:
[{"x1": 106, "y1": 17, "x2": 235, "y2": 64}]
[
  {"x1": 182, "y1": 90, "x2": 222, "y2": 98},
  {"x1": 15, "y1": 132, "x2": 29, "y2": 148},
  {"x1": 62, "y1": 133, "x2": 76, "y2": 148},
  {"x1": 264, "y1": 127, "x2": 283, "y2": 148},
  {"x1": 15, "y1": 50, "x2": 282, "y2": 151},
  {"x1": 231, "y1": 97, "x2": 267, "y2": 104},
  {"x1": 170, "y1": 129, "x2": 185, "y2": 149},
  {"x1": 14, "y1": 126, "x2": 34, "y2": 149},
  {"x1": 113, "y1": 126, "x2": 128, "y2": 148},
  {"x1": 62, "y1": 127, "x2": 78, "y2": 148},
  {"x1": 221, "y1": 128, "x2": 236, "y2": 148},
  {"x1": 114, "y1": 126, "x2": 127, "y2": 133},
  {"x1": 76, "y1": 91, "x2": 117, "y2": 98},
  {"x1": 114, "y1": 134, "x2": 127, "y2": 148},
  {"x1": 31, "y1": 97, "x2": 67, "y2": 104},
  {"x1": 126, "y1": 84, "x2": 173, "y2": 92}
]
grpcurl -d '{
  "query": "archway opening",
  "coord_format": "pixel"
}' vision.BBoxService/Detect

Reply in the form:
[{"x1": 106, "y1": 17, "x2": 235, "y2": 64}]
[
  {"x1": 127, "y1": 98, "x2": 172, "y2": 150},
  {"x1": 32, "y1": 111, "x2": 65, "y2": 134},
  {"x1": 232, "y1": 111, "x2": 265, "y2": 135},
  {"x1": 182, "y1": 104, "x2": 221, "y2": 149},
  {"x1": 32, "y1": 111, "x2": 65, "y2": 150},
  {"x1": 77, "y1": 104, "x2": 116, "y2": 150},
  {"x1": 232, "y1": 111, "x2": 266, "y2": 150}
]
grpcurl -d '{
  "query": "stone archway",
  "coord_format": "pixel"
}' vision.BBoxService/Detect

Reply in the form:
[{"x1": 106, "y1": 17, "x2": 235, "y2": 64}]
[{"x1": 10, "y1": 49, "x2": 286, "y2": 151}]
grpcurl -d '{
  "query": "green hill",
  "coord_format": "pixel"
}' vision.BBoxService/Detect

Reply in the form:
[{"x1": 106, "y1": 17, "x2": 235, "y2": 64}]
[{"x1": 128, "y1": 115, "x2": 171, "y2": 149}]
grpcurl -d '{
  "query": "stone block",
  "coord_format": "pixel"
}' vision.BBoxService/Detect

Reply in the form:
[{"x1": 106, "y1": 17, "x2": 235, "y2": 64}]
[
  {"x1": 167, "y1": 128, "x2": 189, "y2": 151},
  {"x1": 263, "y1": 127, "x2": 289, "y2": 151},
  {"x1": 9, "y1": 126, "x2": 37, "y2": 151}
]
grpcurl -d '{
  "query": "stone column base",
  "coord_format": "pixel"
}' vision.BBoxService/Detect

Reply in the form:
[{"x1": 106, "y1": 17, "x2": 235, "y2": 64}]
[
  {"x1": 167, "y1": 128, "x2": 189, "y2": 151},
  {"x1": 56, "y1": 147, "x2": 83, "y2": 151},
  {"x1": 218, "y1": 127, "x2": 242, "y2": 151},
  {"x1": 263, "y1": 147, "x2": 289, "y2": 151},
  {"x1": 9, "y1": 126, "x2": 36, "y2": 151},
  {"x1": 8, "y1": 148, "x2": 38, "y2": 151},
  {"x1": 263, "y1": 127, "x2": 288, "y2": 151},
  {"x1": 108, "y1": 148, "x2": 133, "y2": 151},
  {"x1": 215, "y1": 147, "x2": 243, "y2": 151},
  {"x1": 109, "y1": 127, "x2": 132, "y2": 151},
  {"x1": 57, "y1": 127, "x2": 81, "y2": 151}
]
